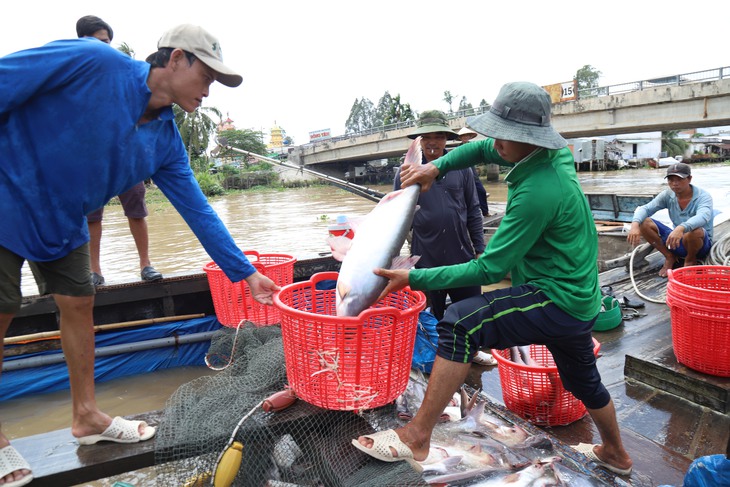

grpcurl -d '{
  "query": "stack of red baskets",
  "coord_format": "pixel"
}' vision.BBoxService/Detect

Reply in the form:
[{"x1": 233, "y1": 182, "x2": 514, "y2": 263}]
[
  {"x1": 204, "y1": 250, "x2": 296, "y2": 327},
  {"x1": 273, "y1": 272, "x2": 426, "y2": 411},
  {"x1": 492, "y1": 338, "x2": 601, "y2": 426},
  {"x1": 666, "y1": 265, "x2": 730, "y2": 377}
]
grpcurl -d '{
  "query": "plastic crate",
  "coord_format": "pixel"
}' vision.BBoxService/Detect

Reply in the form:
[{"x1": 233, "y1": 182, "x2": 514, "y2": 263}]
[
  {"x1": 667, "y1": 266, "x2": 730, "y2": 377},
  {"x1": 273, "y1": 272, "x2": 427, "y2": 411},
  {"x1": 492, "y1": 338, "x2": 601, "y2": 426},
  {"x1": 204, "y1": 250, "x2": 296, "y2": 327}
]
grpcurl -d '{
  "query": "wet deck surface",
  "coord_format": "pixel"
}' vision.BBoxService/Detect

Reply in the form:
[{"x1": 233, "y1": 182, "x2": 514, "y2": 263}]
[{"x1": 470, "y1": 249, "x2": 730, "y2": 487}]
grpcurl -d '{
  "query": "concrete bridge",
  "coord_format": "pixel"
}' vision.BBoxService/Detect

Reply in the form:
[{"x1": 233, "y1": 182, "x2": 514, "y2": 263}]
[{"x1": 288, "y1": 71, "x2": 730, "y2": 170}]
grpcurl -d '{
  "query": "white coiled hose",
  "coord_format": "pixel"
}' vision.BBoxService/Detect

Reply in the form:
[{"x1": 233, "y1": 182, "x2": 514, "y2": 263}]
[{"x1": 629, "y1": 231, "x2": 730, "y2": 304}]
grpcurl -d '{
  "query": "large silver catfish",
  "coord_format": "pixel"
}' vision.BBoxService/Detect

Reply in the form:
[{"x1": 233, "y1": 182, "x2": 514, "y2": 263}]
[{"x1": 334, "y1": 137, "x2": 423, "y2": 316}]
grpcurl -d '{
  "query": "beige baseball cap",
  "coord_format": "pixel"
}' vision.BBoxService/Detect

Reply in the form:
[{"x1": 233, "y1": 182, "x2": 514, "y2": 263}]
[{"x1": 157, "y1": 24, "x2": 242, "y2": 87}]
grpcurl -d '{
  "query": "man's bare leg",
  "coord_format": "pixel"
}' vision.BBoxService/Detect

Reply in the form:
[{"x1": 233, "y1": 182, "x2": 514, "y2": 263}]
[
  {"x1": 53, "y1": 295, "x2": 146, "y2": 439},
  {"x1": 0, "y1": 313, "x2": 32, "y2": 485},
  {"x1": 356, "y1": 356, "x2": 471, "y2": 461},
  {"x1": 681, "y1": 229, "x2": 705, "y2": 266},
  {"x1": 639, "y1": 219, "x2": 675, "y2": 277},
  {"x1": 586, "y1": 399, "x2": 633, "y2": 472},
  {"x1": 127, "y1": 217, "x2": 152, "y2": 270}
]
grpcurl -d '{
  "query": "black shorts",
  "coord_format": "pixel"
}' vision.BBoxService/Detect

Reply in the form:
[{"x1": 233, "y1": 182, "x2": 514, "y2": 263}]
[
  {"x1": 437, "y1": 284, "x2": 610, "y2": 409},
  {"x1": 0, "y1": 244, "x2": 95, "y2": 313},
  {"x1": 87, "y1": 181, "x2": 148, "y2": 222}
]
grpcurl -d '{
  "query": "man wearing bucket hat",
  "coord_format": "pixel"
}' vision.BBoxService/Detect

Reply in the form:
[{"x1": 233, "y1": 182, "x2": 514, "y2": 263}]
[
  {"x1": 627, "y1": 162, "x2": 713, "y2": 277},
  {"x1": 354, "y1": 82, "x2": 633, "y2": 476},
  {"x1": 0, "y1": 24, "x2": 278, "y2": 484},
  {"x1": 394, "y1": 111, "x2": 492, "y2": 364},
  {"x1": 457, "y1": 126, "x2": 491, "y2": 216}
]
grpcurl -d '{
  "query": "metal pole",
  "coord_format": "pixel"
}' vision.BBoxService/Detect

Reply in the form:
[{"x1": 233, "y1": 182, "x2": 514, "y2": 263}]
[
  {"x1": 216, "y1": 138, "x2": 385, "y2": 203},
  {"x1": 2, "y1": 331, "x2": 218, "y2": 372}
]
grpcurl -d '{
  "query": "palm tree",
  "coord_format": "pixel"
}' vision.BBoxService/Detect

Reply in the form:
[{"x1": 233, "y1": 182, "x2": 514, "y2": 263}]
[
  {"x1": 173, "y1": 105, "x2": 223, "y2": 162},
  {"x1": 117, "y1": 42, "x2": 135, "y2": 58},
  {"x1": 662, "y1": 130, "x2": 689, "y2": 158}
]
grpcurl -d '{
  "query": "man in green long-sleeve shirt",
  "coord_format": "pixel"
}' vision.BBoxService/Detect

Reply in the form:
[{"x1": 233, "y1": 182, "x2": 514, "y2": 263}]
[{"x1": 352, "y1": 82, "x2": 633, "y2": 476}]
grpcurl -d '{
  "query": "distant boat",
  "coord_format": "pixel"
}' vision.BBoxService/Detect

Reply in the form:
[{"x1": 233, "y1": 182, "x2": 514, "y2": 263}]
[{"x1": 650, "y1": 156, "x2": 682, "y2": 168}]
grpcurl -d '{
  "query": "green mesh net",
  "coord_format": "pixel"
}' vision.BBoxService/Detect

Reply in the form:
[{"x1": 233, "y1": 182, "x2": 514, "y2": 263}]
[{"x1": 152, "y1": 323, "x2": 612, "y2": 487}]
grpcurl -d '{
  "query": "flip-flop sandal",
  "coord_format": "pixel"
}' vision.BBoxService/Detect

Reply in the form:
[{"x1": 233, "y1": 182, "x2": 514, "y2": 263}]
[
  {"x1": 600, "y1": 286, "x2": 615, "y2": 297},
  {"x1": 472, "y1": 351, "x2": 498, "y2": 366},
  {"x1": 0, "y1": 445, "x2": 34, "y2": 487},
  {"x1": 573, "y1": 443, "x2": 632, "y2": 476},
  {"x1": 77, "y1": 416, "x2": 156, "y2": 445},
  {"x1": 621, "y1": 296, "x2": 645, "y2": 308},
  {"x1": 351, "y1": 430, "x2": 423, "y2": 473}
]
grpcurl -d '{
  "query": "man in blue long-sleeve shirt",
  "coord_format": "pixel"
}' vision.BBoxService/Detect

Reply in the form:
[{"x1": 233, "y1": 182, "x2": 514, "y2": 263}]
[
  {"x1": 0, "y1": 24, "x2": 278, "y2": 485},
  {"x1": 628, "y1": 162, "x2": 713, "y2": 277}
]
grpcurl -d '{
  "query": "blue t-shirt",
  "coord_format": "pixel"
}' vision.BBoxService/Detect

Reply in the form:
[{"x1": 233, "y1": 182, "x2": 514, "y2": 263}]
[{"x1": 0, "y1": 38, "x2": 255, "y2": 281}]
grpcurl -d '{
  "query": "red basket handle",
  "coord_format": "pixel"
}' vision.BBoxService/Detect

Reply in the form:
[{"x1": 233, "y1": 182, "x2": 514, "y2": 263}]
[
  {"x1": 309, "y1": 271, "x2": 340, "y2": 286},
  {"x1": 244, "y1": 250, "x2": 261, "y2": 263}
]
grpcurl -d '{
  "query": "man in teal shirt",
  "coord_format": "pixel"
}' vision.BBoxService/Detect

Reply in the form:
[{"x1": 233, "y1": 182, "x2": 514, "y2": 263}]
[
  {"x1": 353, "y1": 82, "x2": 633, "y2": 476},
  {"x1": 628, "y1": 162, "x2": 713, "y2": 277}
]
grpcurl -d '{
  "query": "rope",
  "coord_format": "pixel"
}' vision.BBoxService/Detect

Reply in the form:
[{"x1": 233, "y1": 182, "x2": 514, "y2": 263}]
[
  {"x1": 706, "y1": 231, "x2": 730, "y2": 266},
  {"x1": 628, "y1": 231, "x2": 730, "y2": 304}
]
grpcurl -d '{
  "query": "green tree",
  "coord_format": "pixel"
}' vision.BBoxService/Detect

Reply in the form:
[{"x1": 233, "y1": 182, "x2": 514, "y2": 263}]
[
  {"x1": 376, "y1": 92, "x2": 415, "y2": 126},
  {"x1": 662, "y1": 130, "x2": 689, "y2": 158},
  {"x1": 345, "y1": 97, "x2": 375, "y2": 134},
  {"x1": 458, "y1": 96, "x2": 473, "y2": 115},
  {"x1": 443, "y1": 90, "x2": 457, "y2": 114},
  {"x1": 374, "y1": 91, "x2": 394, "y2": 126},
  {"x1": 117, "y1": 42, "x2": 135, "y2": 58},
  {"x1": 173, "y1": 105, "x2": 223, "y2": 161},
  {"x1": 575, "y1": 65, "x2": 603, "y2": 98},
  {"x1": 216, "y1": 129, "x2": 268, "y2": 159}
]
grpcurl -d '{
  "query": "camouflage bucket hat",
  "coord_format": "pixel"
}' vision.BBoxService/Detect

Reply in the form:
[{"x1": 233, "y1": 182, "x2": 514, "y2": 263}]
[
  {"x1": 467, "y1": 82, "x2": 567, "y2": 149},
  {"x1": 409, "y1": 110, "x2": 459, "y2": 140}
]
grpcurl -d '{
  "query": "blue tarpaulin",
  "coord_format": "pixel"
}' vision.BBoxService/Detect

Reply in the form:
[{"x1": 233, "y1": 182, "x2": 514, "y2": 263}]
[{"x1": 0, "y1": 316, "x2": 222, "y2": 400}]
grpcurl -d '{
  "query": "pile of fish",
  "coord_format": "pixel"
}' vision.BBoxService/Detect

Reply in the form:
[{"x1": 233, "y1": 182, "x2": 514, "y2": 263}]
[{"x1": 396, "y1": 372, "x2": 605, "y2": 486}]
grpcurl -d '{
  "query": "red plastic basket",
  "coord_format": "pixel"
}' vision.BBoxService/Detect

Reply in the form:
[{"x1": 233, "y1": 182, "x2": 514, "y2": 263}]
[
  {"x1": 273, "y1": 272, "x2": 427, "y2": 411},
  {"x1": 667, "y1": 266, "x2": 730, "y2": 377},
  {"x1": 491, "y1": 338, "x2": 601, "y2": 426},
  {"x1": 204, "y1": 250, "x2": 296, "y2": 327}
]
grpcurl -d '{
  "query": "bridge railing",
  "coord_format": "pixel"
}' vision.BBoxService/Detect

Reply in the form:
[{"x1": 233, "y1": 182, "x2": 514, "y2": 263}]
[
  {"x1": 576, "y1": 66, "x2": 729, "y2": 98},
  {"x1": 299, "y1": 66, "x2": 729, "y2": 148}
]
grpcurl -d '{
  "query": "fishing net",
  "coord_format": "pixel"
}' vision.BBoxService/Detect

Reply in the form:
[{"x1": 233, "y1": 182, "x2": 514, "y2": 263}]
[
  {"x1": 153, "y1": 323, "x2": 426, "y2": 487},
  {"x1": 153, "y1": 323, "x2": 614, "y2": 486}
]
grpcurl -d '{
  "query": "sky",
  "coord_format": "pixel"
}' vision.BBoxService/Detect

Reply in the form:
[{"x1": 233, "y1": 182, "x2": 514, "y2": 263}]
[{"x1": 2, "y1": 0, "x2": 727, "y2": 146}]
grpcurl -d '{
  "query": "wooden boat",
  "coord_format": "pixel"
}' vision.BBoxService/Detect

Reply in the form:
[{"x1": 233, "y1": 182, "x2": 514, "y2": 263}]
[{"x1": 5, "y1": 211, "x2": 729, "y2": 486}]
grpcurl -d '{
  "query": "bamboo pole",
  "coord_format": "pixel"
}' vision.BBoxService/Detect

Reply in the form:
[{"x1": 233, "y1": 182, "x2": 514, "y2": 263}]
[{"x1": 3, "y1": 313, "x2": 206, "y2": 346}]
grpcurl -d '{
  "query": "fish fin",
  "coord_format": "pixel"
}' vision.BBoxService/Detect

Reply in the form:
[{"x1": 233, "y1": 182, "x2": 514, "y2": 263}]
[
  {"x1": 401, "y1": 136, "x2": 423, "y2": 168},
  {"x1": 337, "y1": 281, "x2": 351, "y2": 301},
  {"x1": 390, "y1": 255, "x2": 420, "y2": 270},
  {"x1": 326, "y1": 235, "x2": 353, "y2": 262}
]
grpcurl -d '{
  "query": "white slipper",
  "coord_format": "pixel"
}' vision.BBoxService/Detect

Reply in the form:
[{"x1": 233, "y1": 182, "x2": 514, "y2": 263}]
[
  {"x1": 472, "y1": 351, "x2": 497, "y2": 366},
  {"x1": 351, "y1": 430, "x2": 423, "y2": 473},
  {"x1": 77, "y1": 416, "x2": 156, "y2": 446},
  {"x1": 0, "y1": 445, "x2": 33, "y2": 487},
  {"x1": 573, "y1": 442, "x2": 632, "y2": 476}
]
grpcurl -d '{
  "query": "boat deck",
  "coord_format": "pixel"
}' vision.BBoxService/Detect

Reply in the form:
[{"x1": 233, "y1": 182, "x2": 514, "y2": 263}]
[{"x1": 5, "y1": 232, "x2": 730, "y2": 485}]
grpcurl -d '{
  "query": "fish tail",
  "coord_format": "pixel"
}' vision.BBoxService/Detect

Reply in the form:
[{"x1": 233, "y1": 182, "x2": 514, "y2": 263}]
[{"x1": 402, "y1": 136, "x2": 423, "y2": 167}]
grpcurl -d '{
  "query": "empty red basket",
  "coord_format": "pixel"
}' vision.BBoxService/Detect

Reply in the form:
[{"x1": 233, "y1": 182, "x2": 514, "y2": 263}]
[
  {"x1": 204, "y1": 250, "x2": 296, "y2": 327},
  {"x1": 667, "y1": 266, "x2": 730, "y2": 377},
  {"x1": 273, "y1": 272, "x2": 426, "y2": 411},
  {"x1": 492, "y1": 338, "x2": 601, "y2": 426}
]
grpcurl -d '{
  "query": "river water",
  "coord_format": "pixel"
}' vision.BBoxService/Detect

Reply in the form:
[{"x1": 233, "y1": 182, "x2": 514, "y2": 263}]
[
  {"x1": 17, "y1": 162, "x2": 730, "y2": 296},
  {"x1": 4, "y1": 163, "x2": 730, "y2": 485}
]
